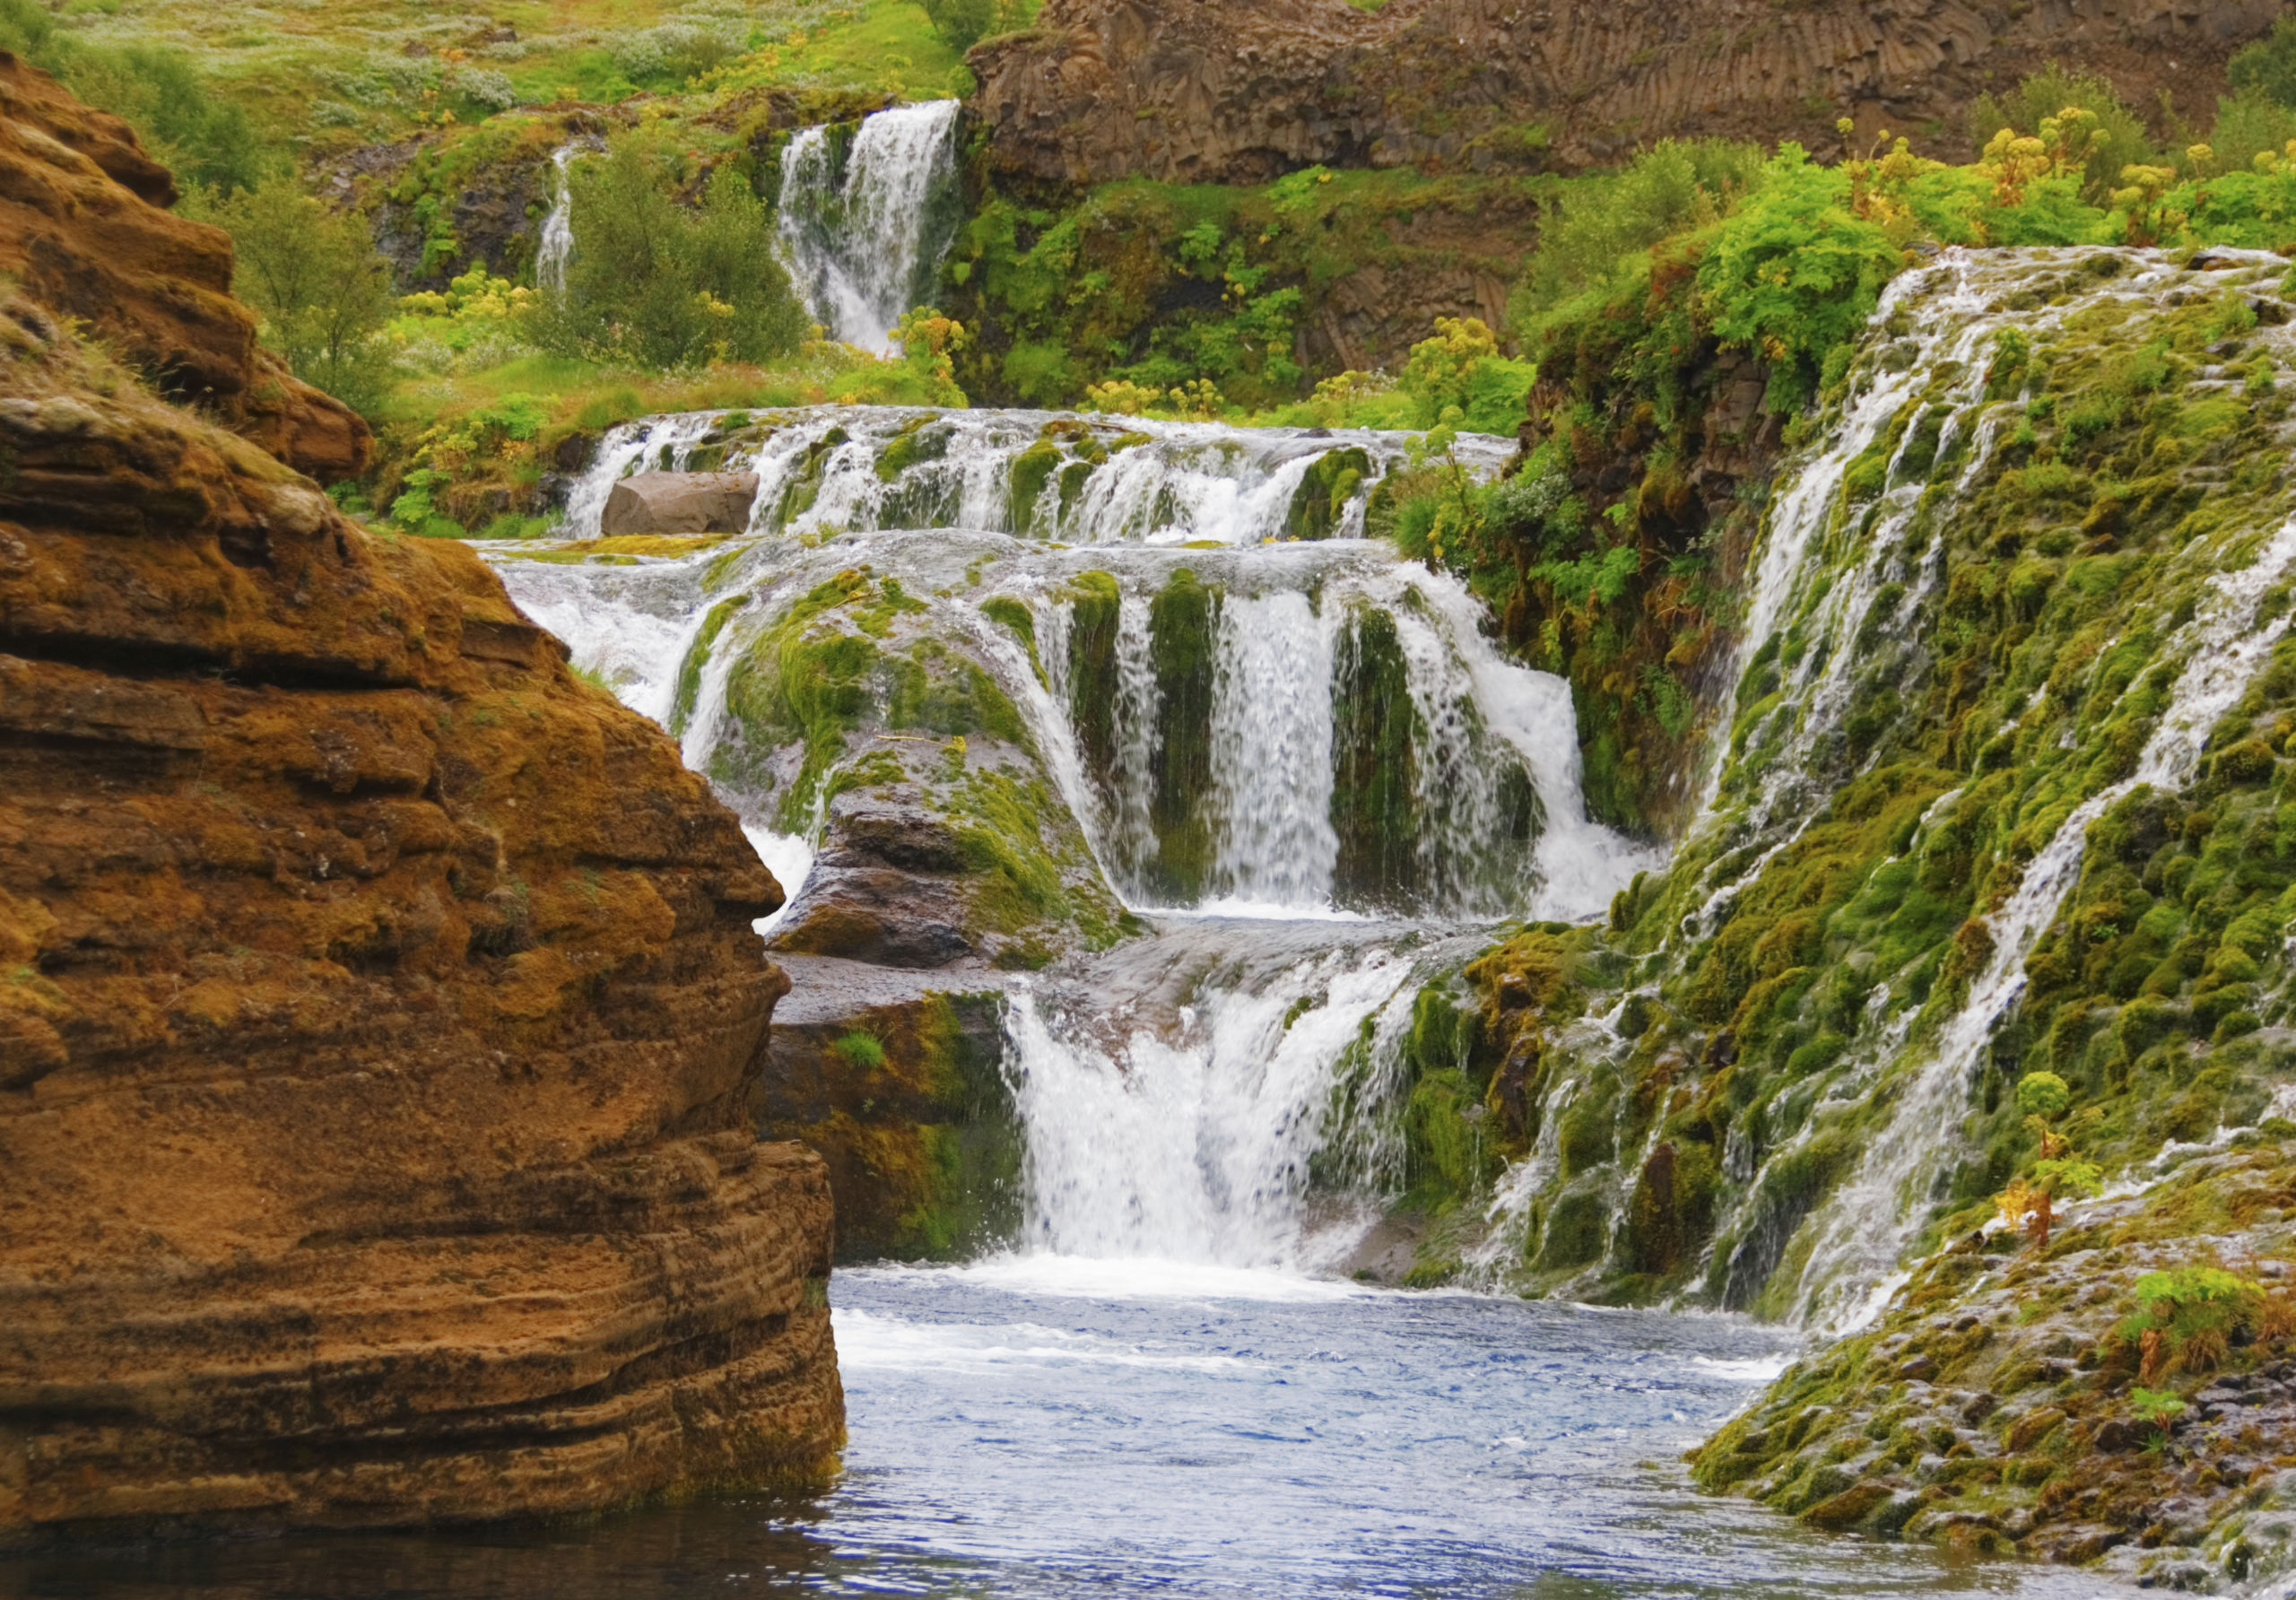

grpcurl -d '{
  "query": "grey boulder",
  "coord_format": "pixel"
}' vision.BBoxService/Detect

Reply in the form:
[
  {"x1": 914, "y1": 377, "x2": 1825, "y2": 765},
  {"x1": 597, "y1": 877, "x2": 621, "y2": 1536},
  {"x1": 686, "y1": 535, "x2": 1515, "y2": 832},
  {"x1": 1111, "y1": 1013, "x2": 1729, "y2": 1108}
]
[{"x1": 600, "y1": 471, "x2": 760, "y2": 536}]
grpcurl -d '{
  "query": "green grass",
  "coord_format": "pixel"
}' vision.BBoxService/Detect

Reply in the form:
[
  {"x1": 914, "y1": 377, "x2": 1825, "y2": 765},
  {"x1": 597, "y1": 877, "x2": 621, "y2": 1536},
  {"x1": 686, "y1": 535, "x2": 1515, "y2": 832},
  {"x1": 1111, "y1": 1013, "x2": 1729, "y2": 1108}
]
[{"x1": 36, "y1": 0, "x2": 978, "y2": 152}]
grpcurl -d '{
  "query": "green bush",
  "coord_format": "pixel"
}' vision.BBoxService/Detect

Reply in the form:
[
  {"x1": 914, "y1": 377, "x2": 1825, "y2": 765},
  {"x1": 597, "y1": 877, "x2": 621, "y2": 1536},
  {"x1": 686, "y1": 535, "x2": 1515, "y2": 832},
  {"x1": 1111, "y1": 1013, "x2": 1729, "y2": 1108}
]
[
  {"x1": 1509, "y1": 138, "x2": 1763, "y2": 334},
  {"x1": 2230, "y1": 18, "x2": 2296, "y2": 109},
  {"x1": 531, "y1": 132, "x2": 808, "y2": 370},
  {"x1": 919, "y1": 0, "x2": 1035, "y2": 52},
  {"x1": 197, "y1": 177, "x2": 394, "y2": 414},
  {"x1": 921, "y1": 0, "x2": 997, "y2": 51},
  {"x1": 1967, "y1": 64, "x2": 2157, "y2": 200},
  {"x1": 1697, "y1": 145, "x2": 1905, "y2": 412}
]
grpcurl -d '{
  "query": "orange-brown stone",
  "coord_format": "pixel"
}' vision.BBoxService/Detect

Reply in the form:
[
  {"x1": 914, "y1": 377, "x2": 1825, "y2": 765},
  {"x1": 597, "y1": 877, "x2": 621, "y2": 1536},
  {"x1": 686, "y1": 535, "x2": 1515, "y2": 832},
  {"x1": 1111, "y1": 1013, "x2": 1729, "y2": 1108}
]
[{"x1": 0, "y1": 71, "x2": 842, "y2": 1549}]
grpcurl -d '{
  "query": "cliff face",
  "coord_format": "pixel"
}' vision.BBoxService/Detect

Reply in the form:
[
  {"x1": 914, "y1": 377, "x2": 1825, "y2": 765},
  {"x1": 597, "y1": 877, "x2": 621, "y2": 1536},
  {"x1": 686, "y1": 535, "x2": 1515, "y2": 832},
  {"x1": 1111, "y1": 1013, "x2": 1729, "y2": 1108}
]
[
  {"x1": 0, "y1": 51, "x2": 370, "y2": 483},
  {"x1": 972, "y1": 0, "x2": 2283, "y2": 186},
  {"x1": 0, "y1": 61, "x2": 842, "y2": 1547}
]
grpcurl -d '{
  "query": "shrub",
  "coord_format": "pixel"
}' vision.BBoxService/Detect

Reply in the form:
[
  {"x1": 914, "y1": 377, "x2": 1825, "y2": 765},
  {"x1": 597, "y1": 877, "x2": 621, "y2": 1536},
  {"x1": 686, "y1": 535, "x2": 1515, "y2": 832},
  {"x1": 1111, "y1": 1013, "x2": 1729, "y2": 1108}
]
[
  {"x1": 2230, "y1": 18, "x2": 2296, "y2": 109},
  {"x1": 921, "y1": 0, "x2": 1034, "y2": 52},
  {"x1": 1968, "y1": 64, "x2": 2158, "y2": 199},
  {"x1": 920, "y1": 0, "x2": 997, "y2": 51},
  {"x1": 2115, "y1": 1265, "x2": 2283, "y2": 1382},
  {"x1": 0, "y1": 0, "x2": 267, "y2": 193},
  {"x1": 1697, "y1": 145, "x2": 1907, "y2": 412},
  {"x1": 1509, "y1": 138, "x2": 1763, "y2": 334},
  {"x1": 198, "y1": 177, "x2": 395, "y2": 415},
  {"x1": 531, "y1": 133, "x2": 808, "y2": 370},
  {"x1": 2016, "y1": 1071, "x2": 2071, "y2": 1117}
]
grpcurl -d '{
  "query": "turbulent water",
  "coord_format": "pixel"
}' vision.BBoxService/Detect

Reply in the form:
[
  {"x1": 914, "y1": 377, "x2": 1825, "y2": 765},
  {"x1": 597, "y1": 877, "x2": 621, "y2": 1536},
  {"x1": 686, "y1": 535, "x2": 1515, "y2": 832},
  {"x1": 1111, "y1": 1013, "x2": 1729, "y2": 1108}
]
[
  {"x1": 775, "y1": 100, "x2": 963, "y2": 352},
  {"x1": 501, "y1": 406, "x2": 1664, "y2": 1302}
]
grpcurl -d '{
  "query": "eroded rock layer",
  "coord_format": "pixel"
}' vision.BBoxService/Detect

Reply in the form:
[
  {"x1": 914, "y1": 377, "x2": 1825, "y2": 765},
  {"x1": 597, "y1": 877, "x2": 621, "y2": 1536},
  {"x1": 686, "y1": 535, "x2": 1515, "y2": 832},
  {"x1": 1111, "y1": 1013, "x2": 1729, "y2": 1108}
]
[
  {"x1": 972, "y1": 0, "x2": 2283, "y2": 185},
  {"x1": 0, "y1": 65, "x2": 842, "y2": 1548},
  {"x1": 0, "y1": 51, "x2": 369, "y2": 482}
]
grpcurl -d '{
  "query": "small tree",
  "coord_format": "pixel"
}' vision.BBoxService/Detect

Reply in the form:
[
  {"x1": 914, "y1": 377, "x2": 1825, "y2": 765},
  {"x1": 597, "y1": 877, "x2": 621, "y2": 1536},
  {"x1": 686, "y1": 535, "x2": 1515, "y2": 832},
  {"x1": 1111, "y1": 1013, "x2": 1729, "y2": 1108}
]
[
  {"x1": 533, "y1": 134, "x2": 807, "y2": 370},
  {"x1": 201, "y1": 177, "x2": 395, "y2": 413},
  {"x1": 1992, "y1": 1072, "x2": 2100, "y2": 1251}
]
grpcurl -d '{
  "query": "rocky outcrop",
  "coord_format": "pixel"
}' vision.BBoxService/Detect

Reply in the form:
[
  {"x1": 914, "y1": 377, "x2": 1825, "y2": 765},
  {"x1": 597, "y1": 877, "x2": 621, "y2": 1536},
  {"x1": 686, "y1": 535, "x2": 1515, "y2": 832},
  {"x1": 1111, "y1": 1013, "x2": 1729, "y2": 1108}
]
[
  {"x1": 759, "y1": 958, "x2": 1017, "y2": 1263},
  {"x1": 0, "y1": 52, "x2": 370, "y2": 483},
  {"x1": 971, "y1": 0, "x2": 2283, "y2": 185},
  {"x1": 0, "y1": 78, "x2": 842, "y2": 1548},
  {"x1": 602, "y1": 472, "x2": 763, "y2": 537},
  {"x1": 1694, "y1": 1145, "x2": 2296, "y2": 1585}
]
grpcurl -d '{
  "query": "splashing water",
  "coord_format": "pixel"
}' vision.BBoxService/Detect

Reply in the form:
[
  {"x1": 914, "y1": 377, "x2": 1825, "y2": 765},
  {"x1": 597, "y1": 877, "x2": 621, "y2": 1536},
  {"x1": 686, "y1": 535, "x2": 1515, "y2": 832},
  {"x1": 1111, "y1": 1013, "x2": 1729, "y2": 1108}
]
[
  {"x1": 777, "y1": 100, "x2": 963, "y2": 353},
  {"x1": 491, "y1": 404, "x2": 1654, "y2": 1279}
]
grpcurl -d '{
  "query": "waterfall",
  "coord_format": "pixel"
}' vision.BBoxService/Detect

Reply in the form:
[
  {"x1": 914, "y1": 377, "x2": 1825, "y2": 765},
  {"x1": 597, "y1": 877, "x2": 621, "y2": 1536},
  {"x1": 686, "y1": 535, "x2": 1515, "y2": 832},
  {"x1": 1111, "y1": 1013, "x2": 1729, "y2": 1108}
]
[
  {"x1": 1794, "y1": 506, "x2": 2296, "y2": 1328},
  {"x1": 776, "y1": 100, "x2": 963, "y2": 353},
  {"x1": 553, "y1": 404, "x2": 1511, "y2": 542},
  {"x1": 493, "y1": 403, "x2": 1655, "y2": 1275},
  {"x1": 1431, "y1": 244, "x2": 2296, "y2": 1320},
  {"x1": 1002, "y1": 924, "x2": 1479, "y2": 1266},
  {"x1": 535, "y1": 143, "x2": 578, "y2": 293}
]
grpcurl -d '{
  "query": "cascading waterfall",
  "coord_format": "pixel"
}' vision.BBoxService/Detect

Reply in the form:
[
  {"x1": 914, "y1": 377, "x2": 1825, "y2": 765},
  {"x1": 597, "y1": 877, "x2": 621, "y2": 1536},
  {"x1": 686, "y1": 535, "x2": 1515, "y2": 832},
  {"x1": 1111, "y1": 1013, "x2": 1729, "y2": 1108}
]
[
  {"x1": 1465, "y1": 245, "x2": 2296, "y2": 1324},
  {"x1": 1793, "y1": 506, "x2": 2296, "y2": 1328},
  {"x1": 493, "y1": 405, "x2": 1652, "y2": 1272},
  {"x1": 559, "y1": 404, "x2": 1509, "y2": 543},
  {"x1": 1001, "y1": 926, "x2": 1474, "y2": 1266},
  {"x1": 776, "y1": 100, "x2": 963, "y2": 353}
]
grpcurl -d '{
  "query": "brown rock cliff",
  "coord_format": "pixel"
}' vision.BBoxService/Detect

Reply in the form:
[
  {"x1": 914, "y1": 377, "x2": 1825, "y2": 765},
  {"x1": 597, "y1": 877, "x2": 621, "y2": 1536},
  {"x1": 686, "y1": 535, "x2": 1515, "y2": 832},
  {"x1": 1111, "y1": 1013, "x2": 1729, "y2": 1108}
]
[
  {"x1": 0, "y1": 52, "x2": 370, "y2": 483},
  {"x1": 972, "y1": 0, "x2": 2284, "y2": 185},
  {"x1": 0, "y1": 72, "x2": 842, "y2": 1548}
]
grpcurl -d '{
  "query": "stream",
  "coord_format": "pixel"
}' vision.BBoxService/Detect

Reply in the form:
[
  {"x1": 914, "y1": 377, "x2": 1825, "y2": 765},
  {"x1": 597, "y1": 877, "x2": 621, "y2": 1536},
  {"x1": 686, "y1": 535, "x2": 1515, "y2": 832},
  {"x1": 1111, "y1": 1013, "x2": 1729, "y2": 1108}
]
[{"x1": 6, "y1": 1261, "x2": 2108, "y2": 1598}]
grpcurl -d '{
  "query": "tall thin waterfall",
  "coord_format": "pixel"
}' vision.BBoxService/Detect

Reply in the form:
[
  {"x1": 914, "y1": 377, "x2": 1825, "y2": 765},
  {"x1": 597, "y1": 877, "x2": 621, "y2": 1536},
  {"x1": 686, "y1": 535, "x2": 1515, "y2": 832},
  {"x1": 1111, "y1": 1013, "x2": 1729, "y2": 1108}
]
[
  {"x1": 776, "y1": 100, "x2": 963, "y2": 352},
  {"x1": 535, "y1": 144, "x2": 578, "y2": 293}
]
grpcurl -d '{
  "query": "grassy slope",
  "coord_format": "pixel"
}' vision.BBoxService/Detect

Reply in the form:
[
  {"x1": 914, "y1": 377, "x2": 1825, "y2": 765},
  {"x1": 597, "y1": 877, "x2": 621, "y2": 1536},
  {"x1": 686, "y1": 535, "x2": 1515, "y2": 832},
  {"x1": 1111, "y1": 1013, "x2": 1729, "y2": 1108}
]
[{"x1": 57, "y1": 0, "x2": 970, "y2": 152}]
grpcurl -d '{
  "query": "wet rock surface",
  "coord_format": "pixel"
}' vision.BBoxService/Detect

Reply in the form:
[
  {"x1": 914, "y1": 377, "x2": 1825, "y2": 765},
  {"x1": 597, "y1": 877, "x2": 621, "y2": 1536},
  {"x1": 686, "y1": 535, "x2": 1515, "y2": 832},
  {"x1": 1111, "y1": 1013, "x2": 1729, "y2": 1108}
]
[
  {"x1": 1693, "y1": 1146, "x2": 2296, "y2": 1588},
  {"x1": 0, "y1": 78, "x2": 843, "y2": 1547}
]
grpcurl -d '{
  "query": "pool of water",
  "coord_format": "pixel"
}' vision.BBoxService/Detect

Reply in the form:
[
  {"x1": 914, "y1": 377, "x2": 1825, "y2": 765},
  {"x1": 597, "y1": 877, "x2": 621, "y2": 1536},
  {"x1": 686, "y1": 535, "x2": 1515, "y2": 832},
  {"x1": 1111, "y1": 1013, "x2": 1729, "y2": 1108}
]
[{"x1": 5, "y1": 1258, "x2": 2118, "y2": 1599}]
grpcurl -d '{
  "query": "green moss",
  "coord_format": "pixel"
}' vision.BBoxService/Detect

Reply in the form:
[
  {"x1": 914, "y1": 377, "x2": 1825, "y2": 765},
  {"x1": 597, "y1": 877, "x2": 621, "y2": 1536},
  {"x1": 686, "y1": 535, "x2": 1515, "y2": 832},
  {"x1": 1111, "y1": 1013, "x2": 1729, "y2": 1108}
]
[
  {"x1": 1006, "y1": 439, "x2": 1065, "y2": 531},
  {"x1": 1144, "y1": 567, "x2": 1220, "y2": 902},
  {"x1": 1064, "y1": 570, "x2": 1125, "y2": 787},
  {"x1": 1285, "y1": 447, "x2": 1373, "y2": 541},
  {"x1": 1330, "y1": 604, "x2": 1419, "y2": 909},
  {"x1": 669, "y1": 593, "x2": 749, "y2": 736},
  {"x1": 980, "y1": 595, "x2": 1046, "y2": 687}
]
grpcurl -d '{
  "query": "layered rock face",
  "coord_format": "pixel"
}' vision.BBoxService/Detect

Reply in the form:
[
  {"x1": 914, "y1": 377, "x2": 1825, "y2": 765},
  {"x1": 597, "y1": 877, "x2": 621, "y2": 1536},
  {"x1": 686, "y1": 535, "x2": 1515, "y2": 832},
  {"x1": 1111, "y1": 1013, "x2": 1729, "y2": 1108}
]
[
  {"x1": 0, "y1": 52, "x2": 370, "y2": 482},
  {"x1": 0, "y1": 64, "x2": 842, "y2": 1547},
  {"x1": 972, "y1": 0, "x2": 2283, "y2": 184}
]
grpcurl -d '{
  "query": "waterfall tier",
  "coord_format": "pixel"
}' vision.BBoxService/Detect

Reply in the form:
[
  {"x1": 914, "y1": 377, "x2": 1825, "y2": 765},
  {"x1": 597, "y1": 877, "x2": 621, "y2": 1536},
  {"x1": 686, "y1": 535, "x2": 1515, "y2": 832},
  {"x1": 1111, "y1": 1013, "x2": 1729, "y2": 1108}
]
[
  {"x1": 776, "y1": 100, "x2": 964, "y2": 353},
  {"x1": 493, "y1": 405, "x2": 1652, "y2": 1273},
  {"x1": 1457, "y1": 247, "x2": 2296, "y2": 1326}
]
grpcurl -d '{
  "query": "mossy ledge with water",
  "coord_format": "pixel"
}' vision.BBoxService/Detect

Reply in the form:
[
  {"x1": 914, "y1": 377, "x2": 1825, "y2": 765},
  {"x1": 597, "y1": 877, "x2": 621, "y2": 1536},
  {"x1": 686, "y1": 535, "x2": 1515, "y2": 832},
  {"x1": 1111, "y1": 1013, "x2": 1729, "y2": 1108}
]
[{"x1": 1373, "y1": 246, "x2": 2296, "y2": 1584}]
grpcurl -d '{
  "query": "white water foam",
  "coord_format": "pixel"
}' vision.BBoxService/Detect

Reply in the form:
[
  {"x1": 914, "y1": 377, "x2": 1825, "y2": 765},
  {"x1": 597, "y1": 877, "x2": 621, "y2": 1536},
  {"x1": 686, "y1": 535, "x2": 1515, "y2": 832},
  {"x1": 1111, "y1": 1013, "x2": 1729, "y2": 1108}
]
[{"x1": 777, "y1": 100, "x2": 962, "y2": 352}]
